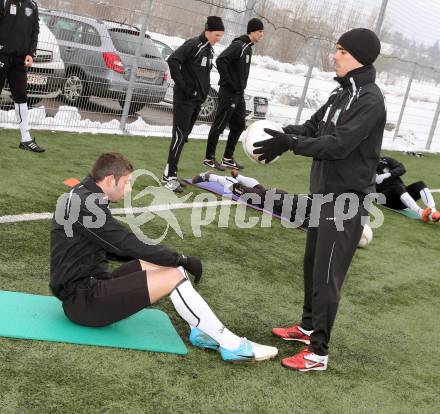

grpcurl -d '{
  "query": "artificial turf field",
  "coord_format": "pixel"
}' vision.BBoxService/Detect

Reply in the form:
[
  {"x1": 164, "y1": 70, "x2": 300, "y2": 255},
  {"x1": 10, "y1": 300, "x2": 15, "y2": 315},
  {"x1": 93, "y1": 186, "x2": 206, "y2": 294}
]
[{"x1": 0, "y1": 130, "x2": 439, "y2": 414}]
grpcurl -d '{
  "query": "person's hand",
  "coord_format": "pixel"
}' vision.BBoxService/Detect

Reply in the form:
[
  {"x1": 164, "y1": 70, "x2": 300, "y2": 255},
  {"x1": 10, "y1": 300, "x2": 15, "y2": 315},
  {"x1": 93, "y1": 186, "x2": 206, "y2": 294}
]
[
  {"x1": 178, "y1": 255, "x2": 202, "y2": 284},
  {"x1": 253, "y1": 128, "x2": 298, "y2": 164},
  {"x1": 282, "y1": 125, "x2": 303, "y2": 135},
  {"x1": 375, "y1": 172, "x2": 391, "y2": 184},
  {"x1": 24, "y1": 55, "x2": 33, "y2": 67}
]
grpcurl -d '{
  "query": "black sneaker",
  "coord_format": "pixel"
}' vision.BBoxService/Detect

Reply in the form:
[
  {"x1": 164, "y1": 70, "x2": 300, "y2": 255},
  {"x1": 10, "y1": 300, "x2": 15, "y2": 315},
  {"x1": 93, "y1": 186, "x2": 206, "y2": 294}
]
[
  {"x1": 163, "y1": 177, "x2": 185, "y2": 193},
  {"x1": 203, "y1": 158, "x2": 225, "y2": 171},
  {"x1": 161, "y1": 175, "x2": 187, "y2": 187},
  {"x1": 222, "y1": 157, "x2": 244, "y2": 170},
  {"x1": 19, "y1": 138, "x2": 45, "y2": 153}
]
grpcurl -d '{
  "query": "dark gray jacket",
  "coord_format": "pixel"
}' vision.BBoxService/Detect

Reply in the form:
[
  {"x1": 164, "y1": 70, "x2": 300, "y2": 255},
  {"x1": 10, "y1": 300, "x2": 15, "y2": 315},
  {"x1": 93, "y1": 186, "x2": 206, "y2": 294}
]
[
  {"x1": 167, "y1": 33, "x2": 214, "y2": 102},
  {"x1": 0, "y1": 0, "x2": 39, "y2": 57},
  {"x1": 286, "y1": 65, "x2": 386, "y2": 196},
  {"x1": 50, "y1": 177, "x2": 180, "y2": 300}
]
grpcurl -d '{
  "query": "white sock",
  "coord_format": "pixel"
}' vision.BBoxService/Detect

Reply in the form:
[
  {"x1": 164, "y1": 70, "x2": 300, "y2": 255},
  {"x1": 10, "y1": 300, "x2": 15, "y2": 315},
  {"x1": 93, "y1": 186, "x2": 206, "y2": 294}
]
[
  {"x1": 15, "y1": 103, "x2": 32, "y2": 142},
  {"x1": 420, "y1": 188, "x2": 436, "y2": 211},
  {"x1": 170, "y1": 269, "x2": 241, "y2": 350},
  {"x1": 236, "y1": 174, "x2": 259, "y2": 188},
  {"x1": 400, "y1": 192, "x2": 423, "y2": 214},
  {"x1": 207, "y1": 173, "x2": 237, "y2": 193}
]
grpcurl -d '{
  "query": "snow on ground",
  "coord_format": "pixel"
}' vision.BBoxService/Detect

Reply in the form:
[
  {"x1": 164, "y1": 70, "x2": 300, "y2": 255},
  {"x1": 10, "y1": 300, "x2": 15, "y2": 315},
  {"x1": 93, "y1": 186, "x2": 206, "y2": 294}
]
[{"x1": 1, "y1": 31, "x2": 440, "y2": 152}]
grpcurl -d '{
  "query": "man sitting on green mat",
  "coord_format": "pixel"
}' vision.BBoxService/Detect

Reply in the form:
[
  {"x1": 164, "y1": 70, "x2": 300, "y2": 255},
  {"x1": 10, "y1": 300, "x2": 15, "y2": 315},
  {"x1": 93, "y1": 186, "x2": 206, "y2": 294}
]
[
  {"x1": 376, "y1": 156, "x2": 440, "y2": 223},
  {"x1": 192, "y1": 169, "x2": 312, "y2": 226},
  {"x1": 50, "y1": 152, "x2": 277, "y2": 362}
]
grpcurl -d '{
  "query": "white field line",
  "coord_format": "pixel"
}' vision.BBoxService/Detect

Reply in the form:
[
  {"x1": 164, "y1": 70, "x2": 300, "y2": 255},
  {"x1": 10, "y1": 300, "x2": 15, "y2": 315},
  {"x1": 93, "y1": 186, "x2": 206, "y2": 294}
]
[
  {"x1": 431, "y1": 189, "x2": 440, "y2": 193},
  {"x1": 0, "y1": 200, "x2": 239, "y2": 225}
]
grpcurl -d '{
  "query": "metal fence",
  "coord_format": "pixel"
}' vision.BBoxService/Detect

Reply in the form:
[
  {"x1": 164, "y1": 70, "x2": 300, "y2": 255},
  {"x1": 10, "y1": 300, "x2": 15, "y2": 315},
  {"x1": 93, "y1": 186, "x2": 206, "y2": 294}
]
[{"x1": 1, "y1": 0, "x2": 439, "y2": 151}]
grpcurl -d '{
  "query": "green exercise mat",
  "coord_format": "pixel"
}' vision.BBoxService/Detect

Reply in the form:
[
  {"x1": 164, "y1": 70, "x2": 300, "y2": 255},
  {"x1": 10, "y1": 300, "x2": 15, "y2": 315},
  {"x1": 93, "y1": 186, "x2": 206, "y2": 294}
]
[
  {"x1": 0, "y1": 290, "x2": 188, "y2": 355},
  {"x1": 381, "y1": 205, "x2": 422, "y2": 219}
]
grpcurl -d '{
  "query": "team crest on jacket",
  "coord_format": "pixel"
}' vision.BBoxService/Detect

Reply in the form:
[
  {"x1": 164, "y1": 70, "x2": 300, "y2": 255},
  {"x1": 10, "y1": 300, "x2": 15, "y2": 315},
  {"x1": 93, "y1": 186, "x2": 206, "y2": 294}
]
[{"x1": 25, "y1": 7, "x2": 33, "y2": 17}]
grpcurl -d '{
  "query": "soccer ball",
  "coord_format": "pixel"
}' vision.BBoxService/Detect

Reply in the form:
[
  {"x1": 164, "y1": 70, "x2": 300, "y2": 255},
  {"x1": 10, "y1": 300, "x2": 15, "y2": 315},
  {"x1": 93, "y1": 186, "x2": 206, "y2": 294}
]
[
  {"x1": 358, "y1": 224, "x2": 373, "y2": 248},
  {"x1": 241, "y1": 120, "x2": 284, "y2": 164}
]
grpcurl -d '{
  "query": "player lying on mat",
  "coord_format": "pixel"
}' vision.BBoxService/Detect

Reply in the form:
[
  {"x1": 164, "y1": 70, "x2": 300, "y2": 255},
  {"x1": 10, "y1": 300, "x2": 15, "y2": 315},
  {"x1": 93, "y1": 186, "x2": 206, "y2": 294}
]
[
  {"x1": 50, "y1": 152, "x2": 277, "y2": 362},
  {"x1": 376, "y1": 156, "x2": 440, "y2": 223},
  {"x1": 192, "y1": 169, "x2": 312, "y2": 226}
]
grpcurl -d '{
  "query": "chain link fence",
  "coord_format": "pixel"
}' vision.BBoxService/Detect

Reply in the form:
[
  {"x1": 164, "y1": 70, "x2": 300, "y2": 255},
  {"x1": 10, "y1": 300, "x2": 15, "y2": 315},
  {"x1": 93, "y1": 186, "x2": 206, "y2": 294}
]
[{"x1": 1, "y1": 0, "x2": 439, "y2": 151}]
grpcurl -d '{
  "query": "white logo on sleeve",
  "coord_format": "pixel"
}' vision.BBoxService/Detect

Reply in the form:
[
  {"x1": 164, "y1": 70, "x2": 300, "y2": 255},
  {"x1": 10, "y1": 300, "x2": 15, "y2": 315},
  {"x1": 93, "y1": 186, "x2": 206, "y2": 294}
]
[
  {"x1": 25, "y1": 7, "x2": 33, "y2": 17},
  {"x1": 201, "y1": 56, "x2": 207, "y2": 67}
]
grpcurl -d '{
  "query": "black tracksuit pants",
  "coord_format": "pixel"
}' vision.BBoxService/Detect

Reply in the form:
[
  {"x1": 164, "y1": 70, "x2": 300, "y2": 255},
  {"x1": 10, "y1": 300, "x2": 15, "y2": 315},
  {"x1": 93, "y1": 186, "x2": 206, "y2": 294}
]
[
  {"x1": 164, "y1": 97, "x2": 201, "y2": 178},
  {"x1": 301, "y1": 198, "x2": 366, "y2": 356},
  {"x1": 205, "y1": 87, "x2": 246, "y2": 160},
  {"x1": 0, "y1": 54, "x2": 28, "y2": 104}
]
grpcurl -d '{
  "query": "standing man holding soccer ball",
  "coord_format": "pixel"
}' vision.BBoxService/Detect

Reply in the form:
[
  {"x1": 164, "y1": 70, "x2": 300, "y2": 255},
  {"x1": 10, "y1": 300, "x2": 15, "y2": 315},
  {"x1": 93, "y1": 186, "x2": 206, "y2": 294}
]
[
  {"x1": 0, "y1": 0, "x2": 44, "y2": 152},
  {"x1": 162, "y1": 16, "x2": 224, "y2": 192},
  {"x1": 254, "y1": 28, "x2": 386, "y2": 371},
  {"x1": 203, "y1": 18, "x2": 265, "y2": 171}
]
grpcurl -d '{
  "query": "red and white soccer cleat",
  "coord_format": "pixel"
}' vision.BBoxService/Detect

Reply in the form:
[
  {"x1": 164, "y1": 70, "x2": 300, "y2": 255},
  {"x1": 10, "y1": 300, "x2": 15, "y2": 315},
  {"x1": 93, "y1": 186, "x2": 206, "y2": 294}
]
[
  {"x1": 272, "y1": 323, "x2": 312, "y2": 345},
  {"x1": 421, "y1": 207, "x2": 432, "y2": 223},
  {"x1": 281, "y1": 347, "x2": 328, "y2": 372}
]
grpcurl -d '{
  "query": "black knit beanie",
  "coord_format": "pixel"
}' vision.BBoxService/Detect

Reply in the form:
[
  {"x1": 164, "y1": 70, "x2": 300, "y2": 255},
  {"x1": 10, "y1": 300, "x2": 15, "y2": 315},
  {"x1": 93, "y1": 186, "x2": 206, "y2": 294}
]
[
  {"x1": 247, "y1": 18, "x2": 264, "y2": 34},
  {"x1": 337, "y1": 28, "x2": 381, "y2": 65},
  {"x1": 205, "y1": 16, "x2": 224, "y2": 32}
]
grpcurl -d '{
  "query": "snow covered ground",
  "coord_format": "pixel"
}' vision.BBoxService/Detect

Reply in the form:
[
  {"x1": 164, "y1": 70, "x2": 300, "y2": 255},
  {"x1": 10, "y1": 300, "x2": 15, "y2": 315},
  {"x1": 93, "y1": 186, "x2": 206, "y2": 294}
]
[{"x1": 1, "y1": 31, "x2": 439, "y2": 152}]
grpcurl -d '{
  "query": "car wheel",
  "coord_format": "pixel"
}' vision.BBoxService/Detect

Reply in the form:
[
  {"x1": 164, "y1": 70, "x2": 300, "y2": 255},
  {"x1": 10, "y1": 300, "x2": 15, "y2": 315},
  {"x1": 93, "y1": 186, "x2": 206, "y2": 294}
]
[
  {"x1": 198, "y1": 88, "x2": 218, "y2": 121},
  {"x1": 62, "y1": 70, "x2": 89, "y2": 107},
  {"x1": 118, "y1": 99, "x2": 145, "y2": 115}
]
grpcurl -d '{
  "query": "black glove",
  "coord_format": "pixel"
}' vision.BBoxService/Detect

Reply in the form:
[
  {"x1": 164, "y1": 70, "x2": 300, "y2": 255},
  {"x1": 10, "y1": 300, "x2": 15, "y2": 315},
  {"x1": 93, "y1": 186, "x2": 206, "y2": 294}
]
[
  {"x1": 282, "y1": 125, "x2": 304, "y2": 135},
  {"x1": 178, "y1": 255, "x2": 202, "y2": 284},
  {"x1": 253, "y1": 128, "x2": 298, "y2": 164}
]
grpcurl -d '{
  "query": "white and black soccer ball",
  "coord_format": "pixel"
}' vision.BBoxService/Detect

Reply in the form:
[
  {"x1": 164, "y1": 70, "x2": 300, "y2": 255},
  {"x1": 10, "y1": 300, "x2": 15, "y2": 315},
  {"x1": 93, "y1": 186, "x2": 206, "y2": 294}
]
[
  {"x1": 358, "y1": 224, "x2": 373, "y2": 248},
  {"x1": 241, "y1": 120, "x2": 284, "y2": 164}
]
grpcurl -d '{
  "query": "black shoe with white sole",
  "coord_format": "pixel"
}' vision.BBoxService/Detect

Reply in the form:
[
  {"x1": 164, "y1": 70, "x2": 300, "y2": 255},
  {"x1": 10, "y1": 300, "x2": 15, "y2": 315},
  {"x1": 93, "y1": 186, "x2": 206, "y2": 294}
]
[
  {"x1": 19, "y1": 139, "x2": 45, "y2": 153},
  {"x1": 163, "y1": 177, "x2": 185, "y2": 193},
  {"x1": 203, "y1": 158, "x2": 225, "y2": 171},
  {"x1": 222, "y1": 157, "x2": 244, "y2": 170},
  {"x1": 161, "y1": 175, "x2": 187, "y2": 188}
]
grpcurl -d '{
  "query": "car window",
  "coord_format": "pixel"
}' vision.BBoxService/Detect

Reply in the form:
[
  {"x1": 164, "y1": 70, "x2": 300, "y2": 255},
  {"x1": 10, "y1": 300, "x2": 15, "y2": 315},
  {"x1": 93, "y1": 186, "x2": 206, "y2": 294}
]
[
  {"x1": 50, "y1": 16, "x2": 83, "y2": 43},
  {"x1": 108, "y1": 29, "x2": 162, "y2": 59},
  {"x1": 80, "y1": 23, "x2": 101, "y2": 47},
  {"x1": 39, "y1": 13, "x2": 51, "y2": 25},
  {"x1": 152, "y1": 40, "x2": 173, "y2": 60}
]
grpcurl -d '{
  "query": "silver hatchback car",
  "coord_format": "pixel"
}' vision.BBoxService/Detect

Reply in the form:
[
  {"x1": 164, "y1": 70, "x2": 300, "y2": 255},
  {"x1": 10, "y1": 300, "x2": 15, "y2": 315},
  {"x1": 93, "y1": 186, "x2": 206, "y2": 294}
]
[{"x1": 40, "y1": 9, "x2": 168, "y2": 114}]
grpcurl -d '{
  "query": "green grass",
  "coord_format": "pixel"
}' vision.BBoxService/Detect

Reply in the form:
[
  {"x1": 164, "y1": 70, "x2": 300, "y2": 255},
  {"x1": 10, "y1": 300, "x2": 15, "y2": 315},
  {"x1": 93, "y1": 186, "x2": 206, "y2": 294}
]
[{"x1": 0, "y1": 130, "x2": 439, "y2": 414}]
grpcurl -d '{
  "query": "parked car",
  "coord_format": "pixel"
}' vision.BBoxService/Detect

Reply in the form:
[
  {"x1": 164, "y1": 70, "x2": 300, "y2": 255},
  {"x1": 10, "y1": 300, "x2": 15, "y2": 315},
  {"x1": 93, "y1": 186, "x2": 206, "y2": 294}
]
[
  {"x1": 39, "y1": 9, "x2": 169, "y2": 114},
  {"x1": 0, "y1": 20, "x2": 65, "y2": 107},
  {"x1": 150, "y1": 36, "x2": 269, "y2": 122}
]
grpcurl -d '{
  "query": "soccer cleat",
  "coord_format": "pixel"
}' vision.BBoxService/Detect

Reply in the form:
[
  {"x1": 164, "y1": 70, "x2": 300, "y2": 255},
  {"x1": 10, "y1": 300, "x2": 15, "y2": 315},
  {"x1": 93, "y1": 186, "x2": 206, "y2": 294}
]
[
  {"x1": 189, "y1": 327, "x2": 219, "y2": 350},
  {"x1": 431, "y1": 211, "x2": 440, "y2": 223},
  {"x1": 421, "y1": 208, "x2": 432, "y2": 223},
  {"x1": 231, "y1": 168, "x2": 239, "y2": 179},
  {"x1": 163, "y1": 177, "x2": 184, "y2": 193},
  {"x1": 219, "y1": 337, "x2": 278, "y2": 362},
  {"x1": 281, "y1": 347, "x2": 328, "y2": 372},
  {"x1": 222, "y1": 157, "x2": 244, "y2": 170},
  {"x1": 272, "y1": 323, "x2": 312, "y2": 345},
  {"x1": 191, "y1": 170, "x2": 213, "y2": 184},
  {"x1": 19, "y1": 138, "x2": 45, "y2": 153},
  {"x1": 203, "y1": 158, "x2": 225, "y2": 171}
]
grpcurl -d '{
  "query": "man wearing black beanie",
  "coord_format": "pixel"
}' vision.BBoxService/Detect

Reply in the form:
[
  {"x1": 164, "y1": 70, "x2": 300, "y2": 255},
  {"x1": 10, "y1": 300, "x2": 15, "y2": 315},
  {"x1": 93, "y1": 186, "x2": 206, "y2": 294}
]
[
  {"x1": 163, "y1": 16, "x2": 224, "y2": 192},
  {"x1": 254, "y1": 28, "x2": 386, "y2": 372},
  {"x1": 203, "y1": 18, "x2": 264, "y2": 171}
]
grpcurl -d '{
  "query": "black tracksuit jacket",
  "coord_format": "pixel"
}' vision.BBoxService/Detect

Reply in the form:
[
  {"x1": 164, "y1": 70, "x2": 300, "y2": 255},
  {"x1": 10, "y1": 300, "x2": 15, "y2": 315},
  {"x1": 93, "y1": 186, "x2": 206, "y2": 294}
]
[
  {"x1": 216, "y1": 34, "x2": 253, "y2": 94},
  {"x1": 50, "y1": 177, "x2": 180, "y2": 300},
  {"x1": 0, "y1": 0, "x2": 39, "y2": 57},
  {"x1": 167, "y1": 33, "x2": 214, "y2": 102},
  {"x1": 286, "y1": 65, "x2": 386, "y2": 196}
]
